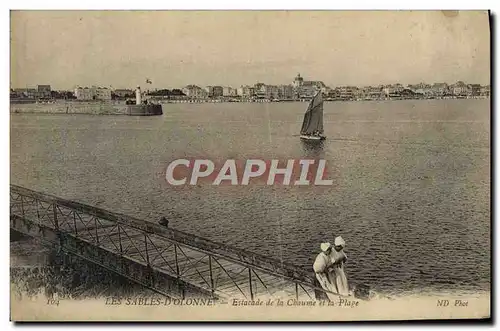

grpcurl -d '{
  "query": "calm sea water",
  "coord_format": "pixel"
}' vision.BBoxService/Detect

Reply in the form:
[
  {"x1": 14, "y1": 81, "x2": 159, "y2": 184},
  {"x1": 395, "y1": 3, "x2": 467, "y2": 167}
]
[{"x1": 10, "y1": 99, "x2": 490, "y2": 296}]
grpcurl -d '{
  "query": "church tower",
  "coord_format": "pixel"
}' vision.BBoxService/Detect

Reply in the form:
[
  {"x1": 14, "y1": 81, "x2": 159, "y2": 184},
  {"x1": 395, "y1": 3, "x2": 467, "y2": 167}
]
[{"x1": 293, "y1": 73, "x2": 304, "y2": 88}]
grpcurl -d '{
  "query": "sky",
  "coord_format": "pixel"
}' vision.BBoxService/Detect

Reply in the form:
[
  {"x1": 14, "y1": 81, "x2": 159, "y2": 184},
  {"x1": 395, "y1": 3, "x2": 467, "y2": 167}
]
[{"x1": 10, "y1": 10, "x2": 490, "y2": 90}]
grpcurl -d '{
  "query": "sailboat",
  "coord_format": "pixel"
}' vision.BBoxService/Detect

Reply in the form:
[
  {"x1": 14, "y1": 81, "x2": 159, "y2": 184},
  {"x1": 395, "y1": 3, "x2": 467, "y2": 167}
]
[{"x1": 300, "y1": 90, "x2": 326, "y2": 141}]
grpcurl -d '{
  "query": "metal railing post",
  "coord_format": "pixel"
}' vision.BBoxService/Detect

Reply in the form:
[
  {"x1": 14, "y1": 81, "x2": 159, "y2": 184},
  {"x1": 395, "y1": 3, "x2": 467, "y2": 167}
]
[
  {"x1": 52, "y1": 202, "x2": 62, "y2": 252},
  {"x1": 94, "y1": 217, "x2": 99, "y2": 244},
  {"x1": 175, "y1": 243, "x2": 184, "y2": 299},
  {"x1": 180, "y1": 284, "x2": 185, "y2": 300},
  {"x1": 73, "y1": 212, "x2": 78, "y2": 235},
  {"x1": 144, "y1": 233, "x2": 154, "y2": 288},
  {"x1": 53, "y1": 203, "x2": 59, "y2": 231},
  {"x1": 20, "y1": 196, "x2": 25, "y2": 219},
  {"x1": 249, "y1": 268, "x2": 254, "y2": 300},
  {"x1": 209, "y1": 255, "x2": 215, "y2": 296},
  {"x1": 117, "y1": 225, "x2": 123, "y2": 254},
  {"x1": 144, "y1": 233, "x2": 150, "y2": 266},
  {"x1": 174, "y1": 244, "x2": 180, "y2": 277},
  {"x1": 36, "y1": 200, "x2": 40, "y2": 220}
]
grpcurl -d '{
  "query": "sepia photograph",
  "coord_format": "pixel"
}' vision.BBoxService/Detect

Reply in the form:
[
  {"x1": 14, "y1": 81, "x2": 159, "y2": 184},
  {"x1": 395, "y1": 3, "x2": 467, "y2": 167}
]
[{"x1": 8, "y1": 9, "x2": 491, "y2": 322}]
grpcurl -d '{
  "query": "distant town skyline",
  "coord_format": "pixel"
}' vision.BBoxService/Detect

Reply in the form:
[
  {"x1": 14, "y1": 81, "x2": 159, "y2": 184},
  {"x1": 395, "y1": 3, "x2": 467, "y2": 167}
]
[
  {"x1": 10, "y1": 78, "x2": 490, "y2": 92},
  {"x1": 10, "y1": 11, "x2": 490, "y2": 90}
]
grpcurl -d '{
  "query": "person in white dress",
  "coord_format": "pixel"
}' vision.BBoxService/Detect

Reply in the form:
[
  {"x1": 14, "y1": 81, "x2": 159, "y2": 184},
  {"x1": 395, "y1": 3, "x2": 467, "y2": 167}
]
[
  {"x1": 313, "y1": 242, "x2": 338, "y2": 301},
  {"x1": 328, "y1": 236, "x2": 350, "y2": 296}
]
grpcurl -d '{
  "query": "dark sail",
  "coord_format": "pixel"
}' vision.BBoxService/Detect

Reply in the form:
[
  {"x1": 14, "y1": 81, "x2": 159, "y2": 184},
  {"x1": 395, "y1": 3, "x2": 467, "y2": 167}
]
[{"x1": 300, "y1": 91, "x2": 324, "y2": 135}]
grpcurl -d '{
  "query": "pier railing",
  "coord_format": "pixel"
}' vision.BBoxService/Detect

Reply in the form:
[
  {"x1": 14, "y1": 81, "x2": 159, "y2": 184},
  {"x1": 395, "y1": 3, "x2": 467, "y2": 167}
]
[{"x1": 10, "y1": 185, "x2": 334, "y2": 300}]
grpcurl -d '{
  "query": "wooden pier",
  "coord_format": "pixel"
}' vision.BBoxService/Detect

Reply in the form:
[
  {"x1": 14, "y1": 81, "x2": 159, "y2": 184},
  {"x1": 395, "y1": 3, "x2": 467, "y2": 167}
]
[{"x1": 10, "y1": 185, "x2": 330, "y2": 301}]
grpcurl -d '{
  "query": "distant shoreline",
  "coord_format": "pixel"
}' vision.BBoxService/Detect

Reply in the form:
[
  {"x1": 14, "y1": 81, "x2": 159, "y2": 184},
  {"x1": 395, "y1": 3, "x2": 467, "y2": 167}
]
[
  {"x1": 10, "y1": 95, "x2": 490, "y2": 106},
  {"x1": 151, "y1": 96, "x2": 490, "y2": 104}
]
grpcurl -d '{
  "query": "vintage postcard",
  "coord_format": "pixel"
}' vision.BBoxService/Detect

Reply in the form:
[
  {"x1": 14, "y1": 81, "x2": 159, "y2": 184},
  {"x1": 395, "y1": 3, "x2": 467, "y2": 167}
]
[{"x1": 9, "y1": 10, "x2": 491, "y2": 321}]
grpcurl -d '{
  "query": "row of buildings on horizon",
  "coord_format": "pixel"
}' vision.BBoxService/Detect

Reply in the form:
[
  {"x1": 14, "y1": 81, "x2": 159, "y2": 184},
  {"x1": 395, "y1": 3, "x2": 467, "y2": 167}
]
[{"x1": 11, "y1": 74, "x2": 491, "y2": 103}]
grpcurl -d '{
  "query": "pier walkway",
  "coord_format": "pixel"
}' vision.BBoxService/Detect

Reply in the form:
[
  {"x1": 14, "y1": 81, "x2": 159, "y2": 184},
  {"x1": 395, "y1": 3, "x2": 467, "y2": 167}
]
[{"x1": 10, "y1": 185, "x2": 330, "y2": 301}]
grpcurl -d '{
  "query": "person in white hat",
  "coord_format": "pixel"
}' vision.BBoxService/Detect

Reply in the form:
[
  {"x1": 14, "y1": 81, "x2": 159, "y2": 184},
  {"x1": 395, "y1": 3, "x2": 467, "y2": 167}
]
[
  {"x1": 328, "y1": 236, "x2": 350, "y2": 296},
  {"x1": 312, "y1": 242, "x2": 338, "y2": 301}
]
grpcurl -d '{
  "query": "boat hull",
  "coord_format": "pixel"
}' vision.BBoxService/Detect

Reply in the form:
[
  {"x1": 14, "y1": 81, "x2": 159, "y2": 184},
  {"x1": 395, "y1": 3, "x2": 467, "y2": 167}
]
[{"x1": 300, "y1": 135, "x2": 326, "y2": 141}]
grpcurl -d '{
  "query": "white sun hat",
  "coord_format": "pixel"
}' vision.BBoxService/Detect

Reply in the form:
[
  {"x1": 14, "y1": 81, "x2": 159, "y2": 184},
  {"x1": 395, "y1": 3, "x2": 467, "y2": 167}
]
[
  {"x1": 334, "y1": 236, "x2": 346, "y2": 247},
  {"x1": 320, "y1": 242, "x2": 331, "y2": 252}
]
